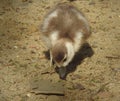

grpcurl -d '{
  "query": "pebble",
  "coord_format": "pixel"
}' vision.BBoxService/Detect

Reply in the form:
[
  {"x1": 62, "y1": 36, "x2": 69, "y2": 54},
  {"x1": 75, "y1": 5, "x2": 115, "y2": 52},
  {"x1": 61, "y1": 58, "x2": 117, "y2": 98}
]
[
  {"x1": 14, "y1": 46, "x2": 18, "y2": 49},
  {"x1": 31, "y1": 50, "x2": 36, "y2": 54},
  {"x1": 26, "y1": 93, "x2": 31, "y2": 97},
  {"x1": 73, "y1": 83, "x2": 85, "y2": 90}
]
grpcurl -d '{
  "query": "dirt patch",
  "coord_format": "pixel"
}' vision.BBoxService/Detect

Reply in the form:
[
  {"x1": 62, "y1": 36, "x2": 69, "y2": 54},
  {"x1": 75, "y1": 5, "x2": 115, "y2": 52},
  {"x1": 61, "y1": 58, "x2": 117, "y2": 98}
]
[{"x1": 0, "y1": 0, "x2": 120, "y2": 101}]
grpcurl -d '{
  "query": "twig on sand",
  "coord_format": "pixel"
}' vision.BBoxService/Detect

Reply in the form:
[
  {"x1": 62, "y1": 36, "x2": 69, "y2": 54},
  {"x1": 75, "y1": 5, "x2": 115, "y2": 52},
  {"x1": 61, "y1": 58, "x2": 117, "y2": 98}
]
[
  {"x1": 41, "y1": 71, "x2": 55, "y2": 75},
  {"x1": 105, "y1": 56, "x2": 120, "y2": 59}
]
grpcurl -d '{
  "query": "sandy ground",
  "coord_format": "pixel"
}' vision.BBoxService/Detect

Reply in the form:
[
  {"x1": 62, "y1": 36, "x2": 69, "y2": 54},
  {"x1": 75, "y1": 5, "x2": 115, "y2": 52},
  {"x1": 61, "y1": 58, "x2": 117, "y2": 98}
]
[{"x1": 0, "y1": 0, "x2": 120, "y2": 101}]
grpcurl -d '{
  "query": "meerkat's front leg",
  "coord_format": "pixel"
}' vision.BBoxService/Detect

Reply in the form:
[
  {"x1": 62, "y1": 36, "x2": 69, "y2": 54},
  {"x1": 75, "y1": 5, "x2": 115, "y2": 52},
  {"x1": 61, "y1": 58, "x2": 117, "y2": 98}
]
[{"x1": 50, "y1": 50, "x2": 53, "y2": 67}]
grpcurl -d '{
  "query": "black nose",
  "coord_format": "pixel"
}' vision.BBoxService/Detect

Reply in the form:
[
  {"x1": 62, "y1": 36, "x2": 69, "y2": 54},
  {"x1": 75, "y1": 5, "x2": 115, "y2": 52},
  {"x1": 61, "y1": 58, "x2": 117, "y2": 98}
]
[{"x1": 58, "y1": 67, "x2": 67, "y2": 79}]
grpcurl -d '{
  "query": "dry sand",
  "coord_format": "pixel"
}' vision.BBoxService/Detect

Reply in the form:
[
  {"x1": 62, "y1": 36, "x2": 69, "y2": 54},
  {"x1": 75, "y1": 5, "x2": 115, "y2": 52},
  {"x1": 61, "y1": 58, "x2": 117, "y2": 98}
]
[{"x1": 0, "y1": 0, "x2": 120, "y2": 101}]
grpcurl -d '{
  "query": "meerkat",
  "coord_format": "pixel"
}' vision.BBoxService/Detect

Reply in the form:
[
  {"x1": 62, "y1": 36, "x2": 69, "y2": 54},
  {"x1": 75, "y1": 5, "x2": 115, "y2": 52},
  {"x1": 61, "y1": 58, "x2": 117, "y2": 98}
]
[{"x1": 41, "y1": 3, "x2": 91, "y2": 78}]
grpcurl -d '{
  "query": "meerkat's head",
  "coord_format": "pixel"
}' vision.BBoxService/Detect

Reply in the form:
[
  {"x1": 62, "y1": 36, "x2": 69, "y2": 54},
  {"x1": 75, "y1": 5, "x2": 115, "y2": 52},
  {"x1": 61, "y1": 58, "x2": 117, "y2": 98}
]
[{"x1": 51, "y1": 39, "x2": 75, "y2": 68}]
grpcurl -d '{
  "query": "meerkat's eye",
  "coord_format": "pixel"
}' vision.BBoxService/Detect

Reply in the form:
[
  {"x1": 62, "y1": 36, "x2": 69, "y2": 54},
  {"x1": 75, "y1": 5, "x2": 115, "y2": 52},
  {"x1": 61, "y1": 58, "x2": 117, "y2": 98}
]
[{"x1": 63, "y1": 57, "x2": 67, "y2": 62}]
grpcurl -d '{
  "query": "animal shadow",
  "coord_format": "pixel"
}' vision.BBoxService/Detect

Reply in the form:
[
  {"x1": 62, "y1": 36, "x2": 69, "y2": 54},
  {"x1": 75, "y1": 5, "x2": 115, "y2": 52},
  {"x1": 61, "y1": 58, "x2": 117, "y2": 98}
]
[
  {"x1": 43, "y1": 50, "x2": 50, "y2": 60},
  {"x1": 65, "y1": 43, "x2": 94, "y2": 78}
]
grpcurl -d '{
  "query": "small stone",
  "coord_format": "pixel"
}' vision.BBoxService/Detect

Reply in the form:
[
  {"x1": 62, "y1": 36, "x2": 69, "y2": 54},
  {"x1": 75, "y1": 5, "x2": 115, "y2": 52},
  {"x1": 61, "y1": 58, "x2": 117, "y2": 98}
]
[
  {"x1": 14, "y1": 46, "x2": 18, "y2": 49},
  {"x1": 26, "y1": 93, "x2": 31, "y2": 97},
  {"x1": 31, "y1": 50, "x2": 36, "y2": 54},
  {"x1": 73, "y1": 83, "x2": 85, "y2": 90}
]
